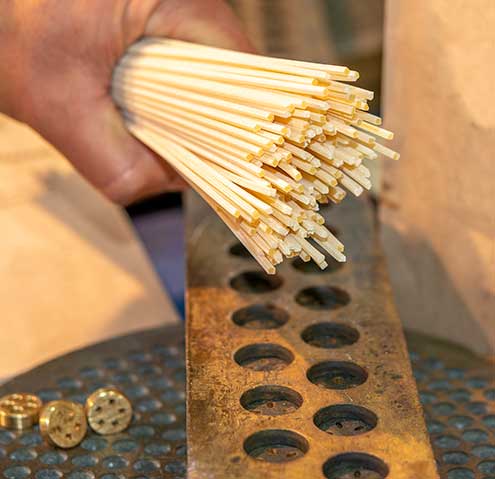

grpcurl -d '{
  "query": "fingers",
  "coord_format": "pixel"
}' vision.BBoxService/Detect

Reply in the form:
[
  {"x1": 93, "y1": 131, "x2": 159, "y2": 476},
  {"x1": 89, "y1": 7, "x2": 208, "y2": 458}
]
[
  {"x1": 84, "y1": 101, "x2": 187, "y2": 205},
  {"x1": 91, "y1": 0, "x2": 253, "y2": 204},
  {"x1": 3, "y1": 0, "x2": 253, "y2": 206},
  {"x1": 43, "y1": 95, "x2": 186, "y2": 205},
  {"x1": 144, "y1": 0, "x2": 255, "y2": 52}
]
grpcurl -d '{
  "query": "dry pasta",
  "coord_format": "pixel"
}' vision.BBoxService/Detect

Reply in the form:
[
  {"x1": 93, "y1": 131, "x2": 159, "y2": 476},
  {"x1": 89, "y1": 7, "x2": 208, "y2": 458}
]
[{"x1": 113, "y1": 38, "x2": 399, "y2": 274}]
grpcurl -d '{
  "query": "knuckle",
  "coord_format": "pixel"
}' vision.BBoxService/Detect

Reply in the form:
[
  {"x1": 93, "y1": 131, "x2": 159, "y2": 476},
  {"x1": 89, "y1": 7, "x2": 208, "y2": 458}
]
[{"x1": 100, "y1": 164, "x2": 146, "y2": 205}]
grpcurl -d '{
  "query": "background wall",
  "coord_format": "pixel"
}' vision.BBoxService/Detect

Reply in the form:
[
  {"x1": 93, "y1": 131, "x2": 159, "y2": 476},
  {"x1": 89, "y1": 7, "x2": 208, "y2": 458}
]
[{"x1": 381, "y1": 0, "x2": 494, "y2": 355}]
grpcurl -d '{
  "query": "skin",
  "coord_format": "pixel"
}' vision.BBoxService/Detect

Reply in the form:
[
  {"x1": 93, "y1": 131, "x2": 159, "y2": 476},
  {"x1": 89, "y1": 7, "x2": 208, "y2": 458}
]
[{"x1": 0, "y1": 0, "x2": 253, "y2": 204}]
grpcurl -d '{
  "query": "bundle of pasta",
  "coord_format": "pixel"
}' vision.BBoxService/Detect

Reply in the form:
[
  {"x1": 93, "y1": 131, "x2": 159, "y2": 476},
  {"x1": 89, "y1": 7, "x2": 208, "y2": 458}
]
[{"x1": 113, "y1": 38, "x2": 399, "y2": 274}]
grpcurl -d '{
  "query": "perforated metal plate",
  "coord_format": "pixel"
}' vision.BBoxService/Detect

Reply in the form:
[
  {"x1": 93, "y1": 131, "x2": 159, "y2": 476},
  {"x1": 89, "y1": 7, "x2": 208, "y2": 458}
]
[
  {"x1": 409, "y1": 332, "x2": 495, "y2": 479},
  {"x1": 186, "y1": 194, "x2": 439, "y2": 478},
  {"x1": 0, "y1": 326, "x2": 186, "y2": 479},
  {"x1": 0, "y1": 326, "x2": 493, "y2": 479}
]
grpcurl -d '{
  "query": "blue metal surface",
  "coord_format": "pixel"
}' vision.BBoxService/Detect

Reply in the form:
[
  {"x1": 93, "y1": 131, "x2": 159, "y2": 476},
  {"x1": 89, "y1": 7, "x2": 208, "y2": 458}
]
[{"x1": 0, "y1": 326, "x2": 185, "y2": 479}]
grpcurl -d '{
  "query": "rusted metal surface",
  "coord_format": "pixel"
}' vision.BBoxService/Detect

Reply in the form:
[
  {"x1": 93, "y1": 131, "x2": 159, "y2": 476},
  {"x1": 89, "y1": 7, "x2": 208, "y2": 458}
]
[
  {"x1": 186, "y1": 193, "x2": 439, "y2": 478},
  {"x1": 186, "y1": 2, "x2": 437, "y2": 477}
]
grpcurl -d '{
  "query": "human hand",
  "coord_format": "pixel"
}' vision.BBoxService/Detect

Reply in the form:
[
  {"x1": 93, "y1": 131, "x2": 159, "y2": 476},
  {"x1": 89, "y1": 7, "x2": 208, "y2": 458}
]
[{"x1": 0, "y1": 0, "x2": 253, "y2": 204}]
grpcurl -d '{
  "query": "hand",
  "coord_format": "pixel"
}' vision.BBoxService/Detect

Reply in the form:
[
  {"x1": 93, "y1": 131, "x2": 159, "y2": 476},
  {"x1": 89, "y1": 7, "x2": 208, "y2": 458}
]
[{"x1": 0, "y1": 0, "x2": 253, "y2": 204}]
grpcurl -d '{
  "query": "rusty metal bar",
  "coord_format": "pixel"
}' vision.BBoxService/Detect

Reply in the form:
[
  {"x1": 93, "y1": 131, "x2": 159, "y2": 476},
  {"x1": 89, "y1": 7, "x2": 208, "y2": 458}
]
[
  {"x1": 186, "y1": 2, "x2": 437, "y2": 477},
  {"x1": 186, "y1": 194, "x2": 439, "y2": 478}
]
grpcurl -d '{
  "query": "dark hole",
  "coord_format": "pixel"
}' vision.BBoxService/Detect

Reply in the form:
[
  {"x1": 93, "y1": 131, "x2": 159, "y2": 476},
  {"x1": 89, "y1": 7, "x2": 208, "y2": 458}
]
[
  {"x1": 295, "y1": 286, "x2": 350, "y2": 310},
  {"x1": 95, "y1": 406, "x2": 102, "y2": 412},
  {"x1": 319, "y1": 203, "x2": 334, "y2": 213},
  {"x1": 232, "y1": 304, "x2": 289, "y2": 330},
  {"x1": 307, "y1": 361, "x2": 368, "y2": 390},
  {"x1": 314, "y1": 405, "x2": 378, "y2": 436},
  {"x1": 234, "y1": 344, "x2": 294, "y2": 371},
  {"x1": 240, "y1": 386, "x2": 303, "y2": 416},
  {"x1": 301, "y1": 322, "x2": 359, "y2": 348},
  {"x1": 230, "y1": 271, "x2": 283, "y2": 294},
  {"x1": 292, "y1": 255, "x2": 344, "y2": 274},
  {"x1": 229, "y1": 242, "x2": 253, "y2": 259},
  {"x1": 98, "y1": 419, "x2": 105, "y2": 425},
  {"x1": 118, "y1": 408, "x2": 126, "y2": 413},
  {"x1": 244, "y1": 429, "x2": 309, "y2": 463},
  {"x1": 109, "y1": 398, "x2": 115, "y2": 405},
  {"x1": 112, "y1": 420, "x2": 119, "y2": 426},
  {"x1": 323, "y1": 453, "x2": 389, "y2": 479}
]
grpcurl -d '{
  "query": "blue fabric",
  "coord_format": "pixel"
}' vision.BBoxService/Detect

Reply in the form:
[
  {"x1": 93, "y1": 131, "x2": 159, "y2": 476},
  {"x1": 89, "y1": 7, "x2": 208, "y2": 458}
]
[{"x1": 128, "y1": 196, "x2": 185, "y2": 319}]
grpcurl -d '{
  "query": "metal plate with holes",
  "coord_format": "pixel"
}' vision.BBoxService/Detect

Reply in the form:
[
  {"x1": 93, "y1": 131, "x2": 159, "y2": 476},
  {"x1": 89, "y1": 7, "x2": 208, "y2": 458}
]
[
  {"x1": 0, "y1": 327, "x2": 495, "y2": 479},
  {"x1": 0, "y1": 326, "x2": 493, "y2": 478},
  {"x1": 0, "y1": 326, "x2": 187, "y2": 479},
  {"x1": 186, "y1": 194, "x2": 439, "y2": 478},
  {"x1": 409, "y1": 332, "x2": 495, "y2": 479}
]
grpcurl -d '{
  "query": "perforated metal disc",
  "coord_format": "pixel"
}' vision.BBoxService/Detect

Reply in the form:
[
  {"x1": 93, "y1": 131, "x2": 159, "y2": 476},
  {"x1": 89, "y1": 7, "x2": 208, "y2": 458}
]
[
  {"x1": 0, "y1": 326, "x2": 186, "y2": 479},
  {"x1": 408, "y1": 332, "x2": 495, "y2": 479},
  {"x1": 0, "y1": 326, "x2": 493, "y2": 479}
]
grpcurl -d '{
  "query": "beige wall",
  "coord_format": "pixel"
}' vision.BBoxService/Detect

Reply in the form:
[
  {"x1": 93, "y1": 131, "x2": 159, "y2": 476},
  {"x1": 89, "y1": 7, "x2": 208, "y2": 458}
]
[
  {"x1": 381, "y1": 0, "x2": 495, "y2": 355},
  {"x1": 0, "y1": 116, "x2": 178, "y2": 380}
]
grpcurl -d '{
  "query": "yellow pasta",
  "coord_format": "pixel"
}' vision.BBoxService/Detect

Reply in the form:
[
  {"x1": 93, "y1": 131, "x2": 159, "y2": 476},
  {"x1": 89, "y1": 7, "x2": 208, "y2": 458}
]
[{"x1": 113, "y1": 38, "x2": 399, "y2": 274}]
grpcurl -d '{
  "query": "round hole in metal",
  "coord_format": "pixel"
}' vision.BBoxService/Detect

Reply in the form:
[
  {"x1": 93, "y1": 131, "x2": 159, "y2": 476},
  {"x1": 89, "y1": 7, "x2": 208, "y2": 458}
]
[
  {"x1": 295, "y1": 286, "x2": 350, "y2": 310},
  {"x1": 229, "y1": 242, "x2": 252, "y2": 259},
  {"x1": 301, "y1": 322, "x2": 359, "y2": 349},
  {"x1": 442, "y1": 451, "x2": 469, "y2": 465},
  {"x1": 243, "y1": 429, "x2": 308, "y2": 463},
  {"x1": 447, "y1": 468, "x2": 475, "y2": 479},
  {"x1": 307, "y1": 361, "x2": 367, "y2": 390},
  {"x1": 314, "y1": 404, "x2": 377, "y2": 436},
  {"x1": 230, "y1": 271, "x2": 283, "y2": 294},
  {"x1": 240, "y1": 386, "x2": 303, "y2": 416},
  {"x1": 232, "y1": 304, "x2": 289, "y2": 330},
  {"x1": 319, "y1": 203, "x2": 334, "y2": 212},
  {"x1": 292, "y1": 256, "x2": 344, "y2": 274},
  {"x1": 234, "y1": 344, "x2": 294, "y2": 372},
  {"x1": 323, "y1": 453, "x2": 389, "y2": 479}
]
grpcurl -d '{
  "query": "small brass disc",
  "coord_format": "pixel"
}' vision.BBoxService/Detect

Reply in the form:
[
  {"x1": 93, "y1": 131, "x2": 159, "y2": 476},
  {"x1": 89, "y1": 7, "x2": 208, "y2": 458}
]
[
  {"x1": 39, "y1": 400, "x2": 87, "y2": 448},
  {"x1": 0, "y1": 393, "x2": 42, "y2": 430},
  {"x1": 85, "y1": 387, "x2": 133, "y2": 435}
]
